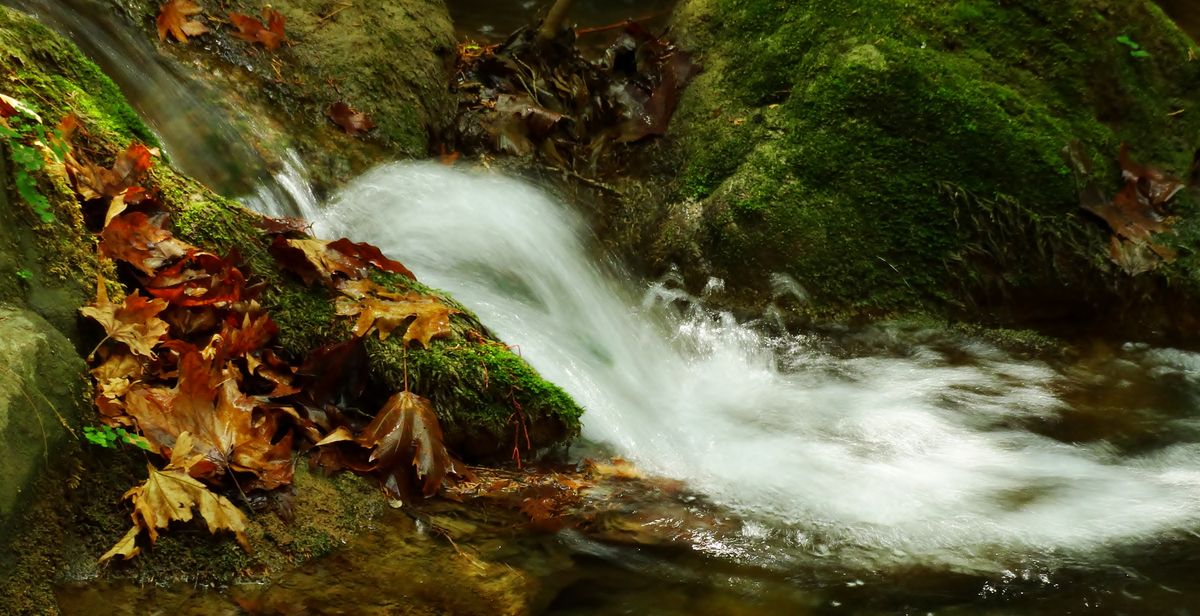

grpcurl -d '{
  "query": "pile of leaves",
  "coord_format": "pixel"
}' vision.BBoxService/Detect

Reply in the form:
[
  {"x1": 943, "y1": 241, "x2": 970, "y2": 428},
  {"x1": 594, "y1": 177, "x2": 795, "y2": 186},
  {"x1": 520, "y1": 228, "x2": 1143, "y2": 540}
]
[
  {"x1": 1066, "y1": 142, "x2": 1200, "y2": 275},
  {"x1": 13, "y1": 107, "x2": 466, "y2": 562},
  {"x1": 450, "y1": 21, "x2": 697, "y2": 174}
]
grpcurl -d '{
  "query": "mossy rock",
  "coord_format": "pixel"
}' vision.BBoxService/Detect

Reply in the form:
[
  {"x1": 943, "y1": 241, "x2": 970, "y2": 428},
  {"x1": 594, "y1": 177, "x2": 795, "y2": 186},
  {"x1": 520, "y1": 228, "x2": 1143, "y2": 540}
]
[
  {"x1": 109, "y1": 0, "x2": 457, "y2": 197},
  {"x1": 0, "y1": 5, "x2": 581, "y2": 608},
  {"x1": 657, "y1": 0, "x2": 1200, "y2": 337}
]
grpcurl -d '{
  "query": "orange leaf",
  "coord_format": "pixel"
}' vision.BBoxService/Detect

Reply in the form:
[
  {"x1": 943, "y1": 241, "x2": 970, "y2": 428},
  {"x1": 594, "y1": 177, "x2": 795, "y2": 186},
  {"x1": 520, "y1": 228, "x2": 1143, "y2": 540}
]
[
  {"x1": 100, "y1": 213, "x2": 192, "y2": 276},
  {"x1": 229, "y1": 8, "x2": 287, "y2": 50},
  {"x1": 157, "y1": 0, "x2": 209, "y2": 43},
  {"x1": 335, "y1": 293, "x2": 457, "y2": 348}
]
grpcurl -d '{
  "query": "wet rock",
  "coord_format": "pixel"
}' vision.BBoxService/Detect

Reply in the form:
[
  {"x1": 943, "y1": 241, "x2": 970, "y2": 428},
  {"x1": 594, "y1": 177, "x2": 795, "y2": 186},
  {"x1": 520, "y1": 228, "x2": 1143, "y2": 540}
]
[{"x1": 112, "y1": 0, "x2": 458, "y2": 196}]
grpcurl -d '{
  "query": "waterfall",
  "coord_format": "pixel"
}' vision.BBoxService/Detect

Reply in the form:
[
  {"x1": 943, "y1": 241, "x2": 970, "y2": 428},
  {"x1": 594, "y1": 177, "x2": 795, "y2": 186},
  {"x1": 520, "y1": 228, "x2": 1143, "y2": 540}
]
[{"x1": 316, "y1": 161, "x2": 1200, "y2": 570}]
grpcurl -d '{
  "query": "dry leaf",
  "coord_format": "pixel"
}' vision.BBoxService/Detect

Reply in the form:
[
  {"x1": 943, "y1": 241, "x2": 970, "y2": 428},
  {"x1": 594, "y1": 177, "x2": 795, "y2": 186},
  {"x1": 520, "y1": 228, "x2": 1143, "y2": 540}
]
[
  {"x1": 229, "y1": 8, "x2": 287, "y2": 50},
  {"x1": 335, "y1": 294, "x2": 457, "y2": 348},
  {"x1": 81, "y1": 275, "x2": 170, "y2": 359},
  {"x1": 100, "y1": 432, "x2": 249, "y2": 564},
  {"x1": 357, "y1": 391, "x2": 459, "y2": 500}
]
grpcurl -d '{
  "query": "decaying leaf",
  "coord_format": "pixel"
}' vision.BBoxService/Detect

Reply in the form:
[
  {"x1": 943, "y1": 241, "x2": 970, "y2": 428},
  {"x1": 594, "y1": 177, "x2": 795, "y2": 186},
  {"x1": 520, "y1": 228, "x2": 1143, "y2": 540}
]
[
  {"x1": 357, "y1": 391, "x2": 460, "y2": 500},
  {"x1": 335, "y1": 293, "x2": 457, "y2": 348},
  {"x1": 157, "y1": 0, "x2": 209, "y2": 43},
  {"x1": 327, "y1": 102, "x2": 376, "y2": 135},
  {"x1": 81, "y1": 275, "x2": 170, "y2": 358},
  {"x1": 229, "y1": 8, "x2": 287, "y2": 51},
  {"x1": 1066, "y1": 142, "x2": 1188, "y2": 275},
  {"x1": 100, "y1": 432, "x2": 248, "y2": 564},
  {"x1": 100, "y1": 212, "x2": 191, "y2": 276}
]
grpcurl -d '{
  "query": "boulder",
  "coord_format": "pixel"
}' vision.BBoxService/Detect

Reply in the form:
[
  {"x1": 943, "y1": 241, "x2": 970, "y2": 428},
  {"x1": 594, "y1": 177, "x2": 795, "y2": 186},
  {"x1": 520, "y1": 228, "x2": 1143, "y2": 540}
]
[{"x1": 647, "y1": 0, "x2": 1200, "y2": 337}]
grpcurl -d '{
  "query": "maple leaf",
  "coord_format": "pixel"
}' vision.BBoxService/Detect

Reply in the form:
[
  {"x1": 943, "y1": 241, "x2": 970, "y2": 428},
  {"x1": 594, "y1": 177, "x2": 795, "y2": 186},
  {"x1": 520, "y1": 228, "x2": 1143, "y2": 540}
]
[
  {"x1": 157, "y1": 0, "x2": 209, "y2": 43},
  {"x1": 335, "y1": 293, "x2": 457, "y2": 348},
  {"x1": 357, "y1": 391, "x2": 460, "y2": 500},
  {"x1": 100, "y1": 432, "x2": 248, "y2": 564},
  {"x1": 100, "y1": 212, "x2": 192, "y2": 276},
  {"x1": 72, "y1": 142, "x2": 156, "y2": 201},
  {"x1": 327, "y1": 102, "x2": 376, "y2": 136},
  {"x1": 92, "y1": 350, "x2": 144, "y2": 421},
  {"x1": 124, "y1": 352, "x2": 292, "y2": 486},
  {"x1": 270, "y1": 236, "x2": 413, "y2": 285},
  {"x1": 81, "y1": 275, "x2": 170, "y2": 359},
  {"x1": 229, "y1": 8, "x2": 287, "y2": 51}
]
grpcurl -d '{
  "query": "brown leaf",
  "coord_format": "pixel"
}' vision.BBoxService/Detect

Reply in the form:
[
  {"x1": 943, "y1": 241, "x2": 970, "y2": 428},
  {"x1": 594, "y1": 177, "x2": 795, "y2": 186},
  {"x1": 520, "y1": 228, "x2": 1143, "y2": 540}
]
[
  {"x1": 269, "y1": 236, "x2": 363, "y2": 285},
  {"x1": 157, "y1": 0, "x2": 209, "y2": 43},
  {"x1": 81, "y1": 275, "x2": 170, "y2": 359},
  {"x1": 99, "y1": 432, "x2": 248, "y2": 564},
  {"x1": 327, "y1": 102, "x2": 376, "y2": 135},
  {"x1": 327, "y1": 238, "x2": 416, "y2": 279},
  {"x1": 229, "y1": 8, "x2": 287, "y2": 51},
  {"x1": 125, "y1": 351, "x2": 291, "y2": 486},
  {"x1": 335, "y1": 293, "x2": 457, "y2": 348},
  {"x1": 101, "y1": 213, "x2": 192, "y2": 276},
  {"x1": 73, "y1": 143, "x2": 156, "y2": 201},
  {"x1": 357, "y1": 391, "x2": 459, "y2": 500}
]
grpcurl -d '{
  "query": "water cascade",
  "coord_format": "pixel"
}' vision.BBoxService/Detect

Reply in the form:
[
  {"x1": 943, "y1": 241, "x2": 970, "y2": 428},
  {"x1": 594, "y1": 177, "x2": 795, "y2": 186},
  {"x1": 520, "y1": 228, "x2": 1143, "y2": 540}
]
[{"x1": 318, "y1": 161, "x2": 1200, "y2": 571}]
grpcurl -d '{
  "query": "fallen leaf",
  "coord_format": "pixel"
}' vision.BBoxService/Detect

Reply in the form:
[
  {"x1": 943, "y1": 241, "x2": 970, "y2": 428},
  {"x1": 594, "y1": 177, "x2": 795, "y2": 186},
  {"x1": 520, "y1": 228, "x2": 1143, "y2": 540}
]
[
  {"x1": 100, "y1": 432, "x2": 249, "y2": 564},
  {"x1": 125, "y1": 351, "x2": 291, "y2": 486},
  {"x1": 229, "y1": 8, "x2": 287, "y2": 51},
  {"x1": 270, "y1": 236, "x2": 412, "y2": 285},
  {"x1": 157, "y1": 0, "x2": 209, "y2": 43},
  {"x1": 145, "y1": 251, "x2": 245, "y2": 307},
  {"x1": 327, "y1": 238, "x2": 415, "y2": 279},
  {"x1": 327, "y1": 102, "x2": 376, "y2": 135},
  {"x1": 81, "y1": 275, "x2": 170, "y2": 359},
  {"x1": 100, "y1": 212, "x2": 192, "y2": 276},
  {"x1": 335, "y1": 293, "x2": 457, "y2": 348},
  {"x1": 357, "y1": 391, "x2": 459, "y2": 500},
  {"x1": 72, "y1": 143, "x2": 155, "y2": 201}
]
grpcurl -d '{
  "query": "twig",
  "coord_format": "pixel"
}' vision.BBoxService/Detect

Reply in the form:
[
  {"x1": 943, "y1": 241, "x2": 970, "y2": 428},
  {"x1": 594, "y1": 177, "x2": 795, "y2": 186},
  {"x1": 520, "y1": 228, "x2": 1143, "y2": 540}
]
[
  {"x1": 317, "y1": 2, "x2": 353, "y2": 25},
  {"x1": 575, "y1": 11, "x2": 670, "y2": 36}
]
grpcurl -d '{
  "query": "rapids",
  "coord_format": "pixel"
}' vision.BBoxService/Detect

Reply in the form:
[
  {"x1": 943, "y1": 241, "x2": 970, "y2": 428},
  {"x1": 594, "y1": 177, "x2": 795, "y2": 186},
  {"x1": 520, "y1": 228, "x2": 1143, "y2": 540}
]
[{"x1": 316, "y1": 162, "x2": 1200, "y2": 572}]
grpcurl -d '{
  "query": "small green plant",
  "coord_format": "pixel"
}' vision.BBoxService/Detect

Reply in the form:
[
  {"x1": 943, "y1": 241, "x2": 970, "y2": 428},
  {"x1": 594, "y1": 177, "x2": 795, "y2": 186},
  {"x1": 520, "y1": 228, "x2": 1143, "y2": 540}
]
[
  {"x1": 15, "y1": 268, "x2": 32, "y2": 282},
  {"x1": 83, "y1": 425, "x2": 153, "y2": 451},
  {"x1": 1116, "y1": 34, "x2": 1151, "y2": 58},
  {"x1": 0, "y1": 109, "x2": 57, "y2": 224}
]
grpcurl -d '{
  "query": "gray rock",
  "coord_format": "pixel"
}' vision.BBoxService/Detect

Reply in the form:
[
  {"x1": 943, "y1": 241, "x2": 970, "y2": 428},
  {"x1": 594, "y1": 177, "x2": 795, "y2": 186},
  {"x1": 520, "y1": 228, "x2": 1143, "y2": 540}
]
[{"x1": 0, "y1": 305, "x2": 86, "y2": 540}]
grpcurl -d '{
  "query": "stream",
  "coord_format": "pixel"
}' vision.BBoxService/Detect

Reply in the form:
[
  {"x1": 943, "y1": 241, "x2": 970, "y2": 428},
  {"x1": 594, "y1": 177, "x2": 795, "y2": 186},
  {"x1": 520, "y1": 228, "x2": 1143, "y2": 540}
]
[{"x1": 12, "y1": 0, "x2": 1200, "y2": 614}]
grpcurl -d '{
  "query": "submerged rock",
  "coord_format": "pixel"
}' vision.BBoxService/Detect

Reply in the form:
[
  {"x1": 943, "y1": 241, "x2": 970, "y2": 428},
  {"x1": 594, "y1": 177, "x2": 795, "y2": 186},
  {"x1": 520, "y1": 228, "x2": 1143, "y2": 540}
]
[{"x1": 648, "y1": 0, "x2": 1200, "y2": 338}]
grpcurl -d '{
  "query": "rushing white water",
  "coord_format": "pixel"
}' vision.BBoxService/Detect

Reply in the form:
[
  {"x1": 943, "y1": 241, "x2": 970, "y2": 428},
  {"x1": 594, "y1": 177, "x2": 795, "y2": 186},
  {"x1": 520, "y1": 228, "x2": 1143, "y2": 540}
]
[{"x1": 317, "y1": 161, "x2": 1200, "y2": 569}]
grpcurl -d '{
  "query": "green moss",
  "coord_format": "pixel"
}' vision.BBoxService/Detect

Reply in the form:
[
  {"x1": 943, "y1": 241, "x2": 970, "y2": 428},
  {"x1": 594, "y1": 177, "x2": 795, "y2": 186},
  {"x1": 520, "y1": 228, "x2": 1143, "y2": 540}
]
[
  {"x1": 369, "y1": 336, "x2": 583, "y2": 461},
  {"x1": 667, "y1": 0, "x2": 1200, "y2": 328}
]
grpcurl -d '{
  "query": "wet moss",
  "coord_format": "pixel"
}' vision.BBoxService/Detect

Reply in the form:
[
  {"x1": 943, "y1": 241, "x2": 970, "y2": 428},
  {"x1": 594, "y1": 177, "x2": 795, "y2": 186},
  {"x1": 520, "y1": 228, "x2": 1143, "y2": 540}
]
[
  {"x1": 369, "y1": 336, "x2": 583, "y2": 461},
  {"x1": 665, "y1": 0, "x2": 1200, "y2": 332}
]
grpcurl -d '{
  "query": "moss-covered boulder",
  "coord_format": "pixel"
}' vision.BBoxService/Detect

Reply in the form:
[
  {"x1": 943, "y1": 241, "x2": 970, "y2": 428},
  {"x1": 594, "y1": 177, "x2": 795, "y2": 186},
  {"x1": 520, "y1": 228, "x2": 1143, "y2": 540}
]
[
  {"x1": 0, "y1": 5, "x2": 581, "y2": 607},
  {"x1": 653, "y1": 0, "x2": 1200, "y2": 336},
  {"x1": 108, "y1": 0, "x2": 457, "y2": 196}
]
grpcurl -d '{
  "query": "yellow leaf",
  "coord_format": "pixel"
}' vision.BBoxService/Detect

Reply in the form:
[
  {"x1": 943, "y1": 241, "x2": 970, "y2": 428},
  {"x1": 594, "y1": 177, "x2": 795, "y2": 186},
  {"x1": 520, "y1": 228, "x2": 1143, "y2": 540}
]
[
  {"x1": 80, "y1": 275, "x2": 169, "y2": 358},
  {"x1": 335, "y1": 294, "x2": 457, "y2": 348},
  {"x1": 98, "y1": 526, "x2": 142, "y2": 564}
]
